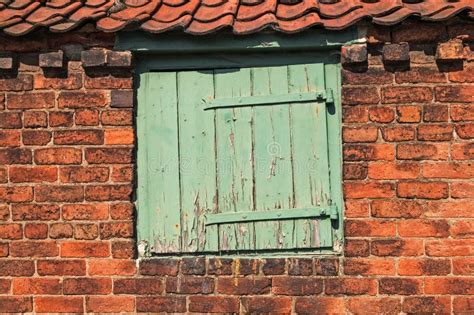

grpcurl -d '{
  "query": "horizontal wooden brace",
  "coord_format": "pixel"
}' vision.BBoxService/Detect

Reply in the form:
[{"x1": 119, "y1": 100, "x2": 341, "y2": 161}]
[
  {"x1": 203, "y1": 90, "x2": 332, "y2": 110},
  {"x1": 205, "y1": 206, "x2": 338, "y2": 226}
]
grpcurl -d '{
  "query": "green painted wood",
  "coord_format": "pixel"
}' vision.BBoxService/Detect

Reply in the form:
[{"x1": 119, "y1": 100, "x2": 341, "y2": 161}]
[
  {"x1": 214, "y1": 68, "x2": 255, "y2": 251},
  {"x1": 177, "y1": 70, "x2": 218, "y2": 253},
  {"x1": 145, "y1": 72, "x2": 182, "y2": 253},
  {"x1": 116, "y1": 28, "x2": 360, "y2": 53},
  {"x1": 205, "y1": 206, "x2": 338, "y2": 225},
  {"x1": 252, "y1": 66, "x2": 295, "y2": 250},
  {"x1": 203, "y1": 91, "x2": 328, "y2": 110}
]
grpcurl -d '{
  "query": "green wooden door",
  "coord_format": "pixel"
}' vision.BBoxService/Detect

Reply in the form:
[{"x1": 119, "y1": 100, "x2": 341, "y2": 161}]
[{"x1": 138, "y1": 58, "x2": 341, "y2": 254}]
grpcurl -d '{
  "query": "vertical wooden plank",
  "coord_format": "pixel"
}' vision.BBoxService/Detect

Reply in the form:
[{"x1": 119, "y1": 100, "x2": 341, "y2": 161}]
[
  {"x1": 144, "y1": 72, "x2": 182, "y2": 253},
  {"x1": 289, "y1": 63, "x2": 332, "y2": 248},
  {"x1": 177, "y1": 70, "x2": 218, "y2": 253},
  {"x1": 253, "y1": 66, "x2": 294, "y2": 250},
  {"x1": 325, "y1": 58, "x2": 344, "y2": 249},
  {"x1": 214, "y1": 68, "x2": 255, "y2": 252}
]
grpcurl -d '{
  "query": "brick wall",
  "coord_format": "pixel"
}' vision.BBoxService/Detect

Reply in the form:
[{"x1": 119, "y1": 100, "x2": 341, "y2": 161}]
[{"x1": 0, "y1": 23, "x2": 473, "y2": 313}]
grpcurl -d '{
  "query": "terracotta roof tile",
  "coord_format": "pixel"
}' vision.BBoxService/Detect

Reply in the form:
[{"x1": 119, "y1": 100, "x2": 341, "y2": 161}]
[{"x1": 1, "y1": 0, "x2": 474, "y2": 36}]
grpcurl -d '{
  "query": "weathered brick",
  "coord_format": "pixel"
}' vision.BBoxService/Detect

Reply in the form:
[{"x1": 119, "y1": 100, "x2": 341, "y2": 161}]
[
  {"x1": 49, "y1": 223, "x2": 73, "y2": 239},
  {"x1": 181, "y1": 257, "x2": 206, "y2": 275},
  {"x1": 382, "y1": 126, "x2": 415, "y2": 141},
  {"x1": 166, "y1": 276, "x2": 214, "y2": 294},
  {"x1": 107, "y1": 50, "x2": 132, "y2": 67},
  {"x1": 368, "y1": 162, "x2": 419, "y2": 179},
  {"x1": 381, "y1": 87, "x2": 432, "y2": 104},
  {"x1": 81, "y1": 49, "x2": 107, "y2": 67},
  {"x1": 34, "y1": 147, "x2": 82, "y2": 165},
  {"x1": 341, "y1": 44, "x2": 367, "y2": 66},
  {"x1": 105, "y1": 128, "x2": 134, "y2": 145},
  {"x1": 272, "y1": 277, "x2": 323, "y2": 295},
  {"x1": 371, "y1": 200, "x2": 423, "y2": 218},
  {"x1": 397, "y1": 143, "x2": 449, "y2": 160},
  {"x1": 137, "y1": 296, "x2": 186, "y2": 313},
  {"x1": 456, "y1": 123, "x2": 474, "y2": 139},
  {"x1": 54, "y1": 129, "x2": 103, "y2": 145},
  {"x1": 37, "y1": 259, "x2": 86, "y2": 276},
  {"x1": 295, "y1": 297, "x2": 345, "y2": 315},
  {"x1": 344, "y1": 182, "x2": 394, "y2": 199},
  {"x1": 7, "y1": 92, "x2": 54, "y2": 109},
  {"x1": 344, "y1": 258, "x2": 395, "y2": 276},
  {"x1": 140, "y1": 259, "x2": 179, "y2": 276},
  {"x1": 86, "y1": 185, "x2": 132, "y2": 201},
  {"x1": 241, "y1": 297, "x2": 290, "y2": 313},
  {"x1": 58, "y1": 91, "x2": 108, "y2": 108},
  {"x1": 397, "y1": 181, "x2": 448, "y2": 199},
  {"x1": 325, "y1": 278, "x2": 377, "y2": 295},
  {"x1": 345, "y1": 220, "x2": 396, "y2": 237},
  {"x1": 436, "y1": 39, "x2": 465, "y2": 60},
  {"x1": 61, "y1": 241, "x2": 110, "y2": 258},
  {"x1": 396, "y1": 67, "x2": 446, "y2": 83},
  {"x1": 34, "y1": 72, "x2": 82, "y2": 90},
  {"x1": 397, "y1": 105, "x2": 421, "y2": 123},
  {"x1": 425, "y1": 277, "x2": 474, "y2": 294},
  {"x1": 63, "y1": 278, "x2": 112, "y2": 295},
  {"x1": 426, "y1": 239, "x2": 474, "y2": 257},
  {"x1": 0, "y1": 186, "x2": 33, "y2": 203},
  {"x1": 435, "y1": 86, "x2": 474, "y2": 103},
  {"x1": 62, "y1": 203, "x2": 109, "y2": 220},
  {"x1": 110, "y1": 90, "x2": 134, "y2": 108},
  {"x1": 86, "y1": 296, "x2": 135, "y2": 313},
  {"x1": 85, "y1": 147, "x2": 133, "y2": 164},
  {"x1": 344, "y1": 144, "x2": 395, "y2": 161},
  {"x1": 114, "y1": 278, "x2": 163, "y2": 294},
  {"x1": 12, "y1": 203, "x2": 59, "y2": 221},
  {"x1": 10, "y1": 241, "x2": 58, "y2": 257},
  {"x1": 344, "y1": 239, "x2": 370, "y2": 257},
  {"x1": 379, "y1": 278, "x2": 423, "y2": 295},
  {"x1": 342, "y1": 126, "x2": 378, "y2": 143},
  {"x1": 39, "y1": 51, "x2": 64, "y2": 68},
  {"x1": 343, "y1": 87, "x2": 380, "y2": 105},
  {"x1": 371, "y1": 239, "x2": 424, "y2": 256},
  {"x1": 403, "y1": 297, "x2": 451, "y2": 314},
  {"x1": 35, "y1": 297, "x2": 83, "y2": 313},
  {"x1": 398, "y1": 258, "x2": 451, "y2": 276},
  {"x1": 49, "y1": 111, "x2": 73, "y2": 127},
  {"x1": 35, "y1": 185, "x2": 84, "y2": 202},
  {"x1": 24, "y1": 223, "x2": 48, "y2": 239},
  {"x1": 0, "y1": 297, "x2": 32, "y2": 313},
  {"x1": 22, "y1": 130, "x2": 52, "y2": 145},
  {"x1": 217, "y1": 277, "x2": 270, "y2": 295},
  {"x1": 0, "y1": 130, "x2": 20, "y2": 147},
  {"x1": 0, "y1": 224, "x2": 22, "y2": 240},
  {"x1": 382, "y1": 42, "x2": 410, "y2": 63},
  {"x1": 101, "y1": 109, "x2": 133, "y2": 125},
  {"x1": 74, "y1": 223, "x2": 99, "y2": 240},
  {"x1": 75, "y1": 108, "x2": 99, "y2": 126},
  {"x1": 9, "y1": 166, "x2": 57, "y2": 183},
  {"x1": 0, "y1": 260, "x2": 34, "y2": 276},
  {"x1": 0, "y1": 112, "x2": 22, "y2": 128},
  {"x1": 347, "y1": 297, "x2": 401, "y2": 315},
  {"x1": 12, "y1": 278, "x2": 61, "y2": 295},
  {"x1": 418, "y1": 124, "x2": 453, "y2": 141}
]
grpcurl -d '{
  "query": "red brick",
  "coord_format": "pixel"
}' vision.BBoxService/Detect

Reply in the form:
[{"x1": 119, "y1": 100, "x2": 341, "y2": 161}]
[
  {"x1": 397, "y1": 105, "x2": 421, "y2": 123},
  {"x1": 0, "y1": 243, "x2": 8, "y2": 257},
  {"x1": 325, "y1": 278, "x2": 376, "y2": 295},
  {"x1": 395, "y1": 67, "x2": 446, "y2": 83},
  {"x1": 344, "y1": 144, "x2": 395, "y2": 161},
  {"x1": 35, "y1": 185, "x2": 84, "y2": 202},
  {"x1": 0, "y1": 148, "x2": 31, "y2": 165},
  {"x1": 449, "y1": 64, "x2": 474, "y2": 82},
  {"x1": 0, "y1": 260, "x2": 34, "y2": 276},
  {"x1": 49, "y1": 111, "x2": 73, "y2": 127},
  {"x1": 61, "y1": 241, "x2": 110, "y2": 258},
  {"x1": 454, "y1": 297, "x2": 474, "y2": 313},
  {"x1": 75, "y1": 108, "x2": 99, "y2": 126},
  {"x1": 85, "y1": 74, "x2": 132, "y2": 89},
  {"x1": 10, "y1": 240, "x2": 58, "y2": 257},
  {"x1": 0, "y1": 186, "x2": 33, "y2": 203},
  {"x1": 343, "y1": 126, "x2": 378, "y2": 143},
  {"x1": 110, "y1": 90, "x2": 134, "y2": 108},
  {"x1": 34, "y1": 72, "x2": 82, "y2": 90},
  {"x1": 0, "y1": 279, "x2": 9, "y2": 293},
  {"x1": 208, "y1": 257, "x2": 234, "y2": 275},
  {"x1": 345, "y1": 220, "x2": 396, "y2": 237},
  {"x1": 0, "y1": 130, "x2": 20, "y2": 147},
  {"x1": 12, "y1": 203, "x2": 59, "y2": 221},
  {"x1": 166, "y1": 276, "x2": 214, "y2": 294},
  {"x1": 398, "y1": 258, "x2": 451, "y2": 276},
  {"x1": 450, "y1": 221, "x2": 474, "y2": 238},
  {"x1": 426, "y1": 200, "x2": 474, "y2": 218},
  {"x1": 456, "y1": 123, "x2": 474, "y2": 139},
  {"x1": 0, "y1": 74, "x2": 33, "y2": 91},
  {"x1": 0, "y1": 205, "x2": 8, "y2": 221},
  {"x1": 35, "y1": 297, "x2": 83, "y2": 313},
  {"x1": 0, "y1": 112, "x2": 22, "y2": 128},
  {"x1": 60, "y1": 166, "x2": 109, "y2": 183},
  {"x1": 86, "y1": 185, "x2": 132, "y2": 201},
  {"x1": 63, "y1": 277, "x2": 112, "y2": 295},
  {"x1": 262, "y1": 258, "x2": 285, "y2": 275},
  {"x1": 345, "y1": 200, "x2": 369, "y2": 218},
  {"x1": 0, "y1": 297, "x2": 32, "y2": 313},
  {"x1": 344, "y1": 182, "x2": 394, "y2": 199},
  {"x1": 13, "y1": 278, "x2": 61, "y2": 295},
  {"x1": 399, "y1": 220, "x2": 450, "y2": 237},
  {"x1": 22, "y1": 130, "x2": 52, "y2": 145},
  {"x1": 368, "y1": 162, "x2": 419, "y2": 179},
  {"x1": 397, "y1": 181, "x2": 448, "y2": 199},
  {"x1": 425, "y1": 277, "x2": 474, "y2": 294},
  {"x1": 53, "y1": 129, "x2": 103, "y2": 145},
  {"x1": 271, "y1": 277, "x2": 321, "y2": 295},
  {"x1": 24, "y1": 223, "x2": 48, "y2": 239},
  {"x1": 7, "y1": 92, "x2": 54, "y2": 109},
  {"x1": 296, "y1": 298, "x2": 344, "y2": 314},
  {"x1": 343, "y1": 106, "x2": 369, "y2": 123},
  {"x1": 111, "y1": 165, "x2": 133, "y2": 182},
  {"x1": 382, "y1": 126, "x2": 415, "y2": 141},
  {"x1": 403, "y1": 297, "x2": 451, "y2": 314},
  {"x1": 0, "y1": 168, "x2": 5, "y2": 183},
  {"x1": 453, "y1": 258, "x2": 474, "y2": 275},
  {"x1": 348, "y1": 298, "x2": 401, "y2": 314},
  {"x1": 315, "y1": 258, "x2": 339, "y2": 276},
  {"x1": 379, "y1": 278, "x2": 423, "y2": 295},
  {"x1": 451, "y1": 104, "x2": 474, "y2": 122},
  {"x1": 49, "y1": 223, "x2": 73, "y2": 239},
  {"x1": 110, "y1": 203, "x2": 133, "y2": 220},
  {"x1": 23, "y1": 111, "x2": 47, "y2": 128},
  {"x1": 344, "y1": 258, "x2": 395, "y2": 276},
  {"x1": 114, "y1": 278, "x2": 163, "y2": 294},
  {"x1": 89, "y1": 259, "x2": 136, "y2": 276},
  {"x1": 101, "y1": 110, "x2": 133, "y2": 126},
  {"x1": 418, "y1": 124, "x2": 453, "y2": 141},
  {"x1": 104, "y1": 128, "x2": 134, "y2": 145},
  {"x1": 58, "y1": 91, "x2": 108, "y2": 108},
  {"x1": 368, "y1": 106, "x2": 395, "y2": 123},
  {"x1": 342, "y1": 68, "x2": 393, "y2": 85},
  {"x1": 382, "y1": 42, "x2": 409, "y2": 62},
  {"x1": 86, "y1": 296, "x2": 135, "y2": 313},
  {"x1": 426, "y1": 239, "x2": 474, "y2": 256},
  {"x1": 424, "y1": 105, "x2": 448, "y2": 122},
  {"x1": 112, "y1": 240, "x2": 135, "y2": 259},
  {"x1": 140, "y1": 259, "x2": 179, "y2": 276},
  {"x1": 371, "y1": 239, "x2": 424, "y2": 256},
  {"x1": 344, "y1": 239, "x2": 370, "y2": 257},
  {"x1": 343, "y1": 163, "x2": 367, "y2": 180},
  {"x1": 241, "y1": 297, "x2": 290, "y2": 314},
  {"x1": 452, "y1": 143, "x2": 474, "y2": 160},
  {"x1": 452, "y1": 182, "x2": 474, "y2": 198},
  {"x1": 9, "y1": 166, "x2": 57, "y2": 183},
  {"x1": 74, "y1": 223, "x2": 99, "y2": 240},
  {"x1": 371, "y1": 200, "x2": 423, "y2": 218},
  {"x1": 397, "y1": 143, "x2": 448, "y2": 160},
  {"x1": 393, "y1": 23, "x2": 446, "y2": 43},
  {"x1": 382, "y1": 87, "x2": 432, "y2": 104},
  {"x1": 422, "y1": 162, "x2": 474, "y2": 179},
  {"x1": 62, "y1": 203, "x2": 109, "y2": 220},
  {"x1": 343, "y1": 87, "x2": 380, "y2": 105},
  {"x1": 37, "y1": 259, "x2": 86, "y2": 276},
  {"x1": 85, "y1": 147, "x2": 133, "y2": 164},
  {"x1": 341, "y1": 44, "x2": 368, "y2": 65},
  {"x1": 0, "y1": 223, "x2": 22, "y2": 239},
  {"x1": 137, "y1": 296, "x2": 186, "y2": 313},
  {"x1": 34, "y1": 147, "x2": 82, "y2": 165},
  {"x1": 435, "y1": 86, "x2": 474, "y2": 103}
]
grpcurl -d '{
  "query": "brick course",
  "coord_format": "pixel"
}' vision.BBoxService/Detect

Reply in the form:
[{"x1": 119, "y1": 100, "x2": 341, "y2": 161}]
[{"x1": 0, "y1": 23, "x2": 473, "y2": 313}]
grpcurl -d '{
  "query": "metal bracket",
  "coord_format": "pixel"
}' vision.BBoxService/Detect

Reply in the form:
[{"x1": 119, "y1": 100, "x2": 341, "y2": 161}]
[{"x1": 205, "y1": 206, "x2": 338, "y2": 226}]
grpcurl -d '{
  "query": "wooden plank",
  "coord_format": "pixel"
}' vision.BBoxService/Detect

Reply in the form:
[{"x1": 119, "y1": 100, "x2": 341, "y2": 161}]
[
  {"x1": 253, "y1": 66, "x2": 295, "y2": 250},
  {"x1": 205, "y1": 206, "x2": 337, "y2": 225},
  {"x1": 203, "y1": 91, "x2": 327, "y2": 110},
  {"x1": 177, "y1": 70, "x2": 218, "y2": 253},
  {"x1": 288, "y1": 63, "x2": 333, "y2": 248},
  {"x1": 144, "y1": 72, "x2": 182, "y2": 253},
  {"x1": 214, "y1": 68, "x2": 255, "y2": 251}
]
